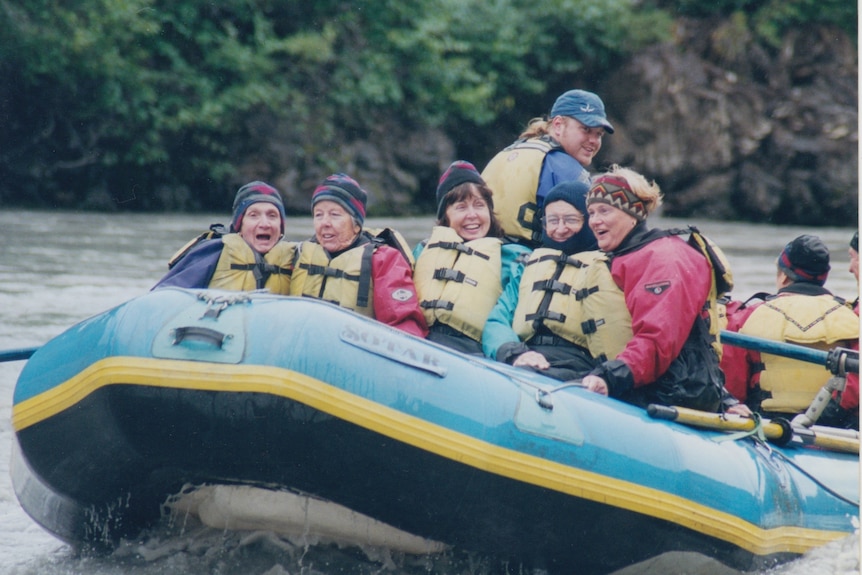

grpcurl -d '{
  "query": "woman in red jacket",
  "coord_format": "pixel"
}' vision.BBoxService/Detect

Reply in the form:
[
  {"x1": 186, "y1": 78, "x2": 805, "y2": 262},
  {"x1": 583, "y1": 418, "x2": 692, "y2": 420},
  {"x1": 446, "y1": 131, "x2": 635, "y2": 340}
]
[{"x1": 579, "y1": 166, "x2": 748, "y2": 414}]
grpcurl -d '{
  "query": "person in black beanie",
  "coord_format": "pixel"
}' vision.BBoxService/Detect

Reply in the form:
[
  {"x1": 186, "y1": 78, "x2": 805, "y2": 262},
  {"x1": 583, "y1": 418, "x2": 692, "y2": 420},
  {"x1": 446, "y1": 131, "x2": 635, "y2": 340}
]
[
  {"x1": 482, "y1": 181, "x2": 601, "y2": 380},
  {"x1": 153, "y1": 181, "x2": 296, "y2": 292},
  {"x1": 412, "y1": 161, "x2": 532, "y2": 354},
  {"x1": 721, "y1": 234, "x2": 859, "y2": 419}
]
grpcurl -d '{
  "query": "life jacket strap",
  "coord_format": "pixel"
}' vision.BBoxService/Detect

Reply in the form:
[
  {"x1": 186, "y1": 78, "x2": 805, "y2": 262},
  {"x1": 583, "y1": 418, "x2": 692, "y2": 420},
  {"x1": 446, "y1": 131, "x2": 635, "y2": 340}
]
[
  {"x1": 581, "y1": 318, "x2": 608, "y2": 335},
  {"x1": 532, "y1": 279, "x2": 572, "y2": 295},
  {"x1": 433, "y1": 268, "x2": 466, "y2": 283},
  {"x1": 574, "y1": 286, "x2": 599, "y2": 301},
  {"x1": 526, "y1": 311, "x2": 566, "y2": 323},
  {"x1": 426, "y1": 241, "x2": 491, "y2": 260},
  {"x1": 356, "y1": 243, "x2": 375, "y2": 308},
  {"x1": 420, "y1": 299, "x2": 455, "y2": 311}
]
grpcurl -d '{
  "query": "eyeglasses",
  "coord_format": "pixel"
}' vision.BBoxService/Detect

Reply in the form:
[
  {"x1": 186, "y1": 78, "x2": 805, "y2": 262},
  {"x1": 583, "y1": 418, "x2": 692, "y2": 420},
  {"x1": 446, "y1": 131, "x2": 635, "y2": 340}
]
[{"x1": 542, "y1": 215, "x2": 584, "y2": 228}]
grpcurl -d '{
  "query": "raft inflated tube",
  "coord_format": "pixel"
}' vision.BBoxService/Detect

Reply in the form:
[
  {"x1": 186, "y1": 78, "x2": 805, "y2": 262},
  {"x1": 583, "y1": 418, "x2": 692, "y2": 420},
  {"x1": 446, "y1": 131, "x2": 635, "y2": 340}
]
[
  {"x1": 719, "y1": 331, "x2": 859, "y2": 375},
  {"x1": 647, "y1": 404, "x2": 860, "y2": 454}
]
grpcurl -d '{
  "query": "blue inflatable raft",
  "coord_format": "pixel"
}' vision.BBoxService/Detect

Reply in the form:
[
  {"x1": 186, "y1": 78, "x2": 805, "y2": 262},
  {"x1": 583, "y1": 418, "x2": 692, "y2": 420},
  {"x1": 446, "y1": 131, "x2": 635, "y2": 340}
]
[{"x1": 10, "y1": 288, "x2": 859, "y2": 574}]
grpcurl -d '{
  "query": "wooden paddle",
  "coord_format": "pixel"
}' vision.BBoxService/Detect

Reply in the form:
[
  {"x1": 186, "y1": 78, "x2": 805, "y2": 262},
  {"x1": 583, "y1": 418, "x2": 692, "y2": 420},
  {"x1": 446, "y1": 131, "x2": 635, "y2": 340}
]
[{"x1": 648, "y1": 404, "x2": 859, "y2": 454}]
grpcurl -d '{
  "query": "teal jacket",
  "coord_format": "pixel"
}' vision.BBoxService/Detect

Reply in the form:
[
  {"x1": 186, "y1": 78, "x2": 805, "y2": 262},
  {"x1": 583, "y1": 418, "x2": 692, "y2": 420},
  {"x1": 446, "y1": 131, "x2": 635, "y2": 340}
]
[{"x1": 481, "y1": 254, "x2": 528, "y2": 359}]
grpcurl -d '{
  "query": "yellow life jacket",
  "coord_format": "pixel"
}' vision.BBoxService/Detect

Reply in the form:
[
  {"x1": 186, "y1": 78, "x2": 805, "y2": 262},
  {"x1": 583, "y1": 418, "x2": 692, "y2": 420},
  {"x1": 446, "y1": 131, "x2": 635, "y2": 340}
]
[
  {"x1": 684, "y1": 228, "x2": 734, "y2": 358},
  {"x1": 414, "y1": 226, "x2": 503, "y2": 342},
  {"x1": 365, "y1": 226, "x2": 416, "y2": 270},
  {"x1": 511, "y1": 248, "x2": 594, "y2": 348},
  {"x1": 209, "y1": 234, "x2": 295, "y2": 294},
  {"x1": 481, "y1": 137, "x2": 558, "y2": 244},
  {"x1": 167, "y1": 224, "x2": 229, "y2": 269},
  {"x1": 511, "y1": 249, "x2": 632, "y2": 360},
  {"x1": 289, "y1": 237, "x2": 377, "y2": 318},
  {"x1": 741, "y1": 293, "x2": 860, "y2": 413},
  {"x1": 577, "y1": 252, "x2": 633, "y2": 361}
]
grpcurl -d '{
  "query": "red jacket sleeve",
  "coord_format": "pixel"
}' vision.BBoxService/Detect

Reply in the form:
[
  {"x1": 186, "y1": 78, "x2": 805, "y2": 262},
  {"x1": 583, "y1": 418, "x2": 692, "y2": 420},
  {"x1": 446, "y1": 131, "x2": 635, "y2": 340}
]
[
  {"x1": 612, "y1": 237, "x2": 712, "y2": 387},
  {"x1": 719, "y1": 302, "x2": 760, "y2": 403},
  {"x1": 840, "y1": 303, "x2": 859, "y2": 410},
  {"x1": 371, "y1": 246, "x2": 429, "y2": 338}
]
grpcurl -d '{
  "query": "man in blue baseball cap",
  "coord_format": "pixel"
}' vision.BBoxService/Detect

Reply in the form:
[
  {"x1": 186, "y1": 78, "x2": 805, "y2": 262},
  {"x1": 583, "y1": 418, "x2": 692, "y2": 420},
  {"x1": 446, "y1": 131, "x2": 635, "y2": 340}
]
[
  {"x1": 550, "y1": 89, "x2": 615, "y2": 134},
  {"x1": 482, "y1": 88, "x2": 613, "y2": 248}
]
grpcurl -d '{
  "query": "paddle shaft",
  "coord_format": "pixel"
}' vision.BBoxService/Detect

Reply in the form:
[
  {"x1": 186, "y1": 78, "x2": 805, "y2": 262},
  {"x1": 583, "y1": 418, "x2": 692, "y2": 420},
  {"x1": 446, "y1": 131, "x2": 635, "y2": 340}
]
[
  {"x1": 0, "y1": 347, "x2": 39, "y2": 363},
  {"x1": 648, "y1": 404, "x2": 859, "y2": 454},
  {"x1": 720, "y1": 330, "x2": 859, "y2": 375}
]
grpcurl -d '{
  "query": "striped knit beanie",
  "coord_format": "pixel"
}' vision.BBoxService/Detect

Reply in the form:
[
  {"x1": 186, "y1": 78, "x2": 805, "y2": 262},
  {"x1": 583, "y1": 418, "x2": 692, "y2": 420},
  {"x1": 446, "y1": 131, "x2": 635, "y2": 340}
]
[
  {"x1": 311, "y1": 173, "x2": 368, "y2": 225},
  {"x1": 230, "y1": 181, "x2": 286, "y2": 233}
]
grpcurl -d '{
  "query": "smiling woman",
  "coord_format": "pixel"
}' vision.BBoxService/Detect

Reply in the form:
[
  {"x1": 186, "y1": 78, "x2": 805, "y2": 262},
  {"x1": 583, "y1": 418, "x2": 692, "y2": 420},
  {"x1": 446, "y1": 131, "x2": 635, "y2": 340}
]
[
  {"x1": 482, "y1": 180, "x2": 600, "y2": 380},
  {"x1": 412, "y1": 161, "x2": 531, "y2": 355},
  {"x1": 152, "y1": 181, "x2": 296, "y2": 293},
  {"x1": 577, "y1": 165, "x2": 749, "y2": 416},
  {"x1": 289, "y1": 173, "x2": 428, "y2": 338}
]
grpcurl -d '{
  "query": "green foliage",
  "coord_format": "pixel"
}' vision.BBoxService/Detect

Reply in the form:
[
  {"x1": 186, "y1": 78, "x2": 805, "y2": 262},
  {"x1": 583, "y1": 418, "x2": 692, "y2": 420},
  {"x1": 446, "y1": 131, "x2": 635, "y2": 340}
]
[
  {"x1": 654, "y1": 0, "x2": 856, "y2": 43},
  {"x1": 751, "y1": 0, "x2": 857, "y2": 46},
  {"x1": 0, "y1": 0, "x2": 849, "y2": 211}
]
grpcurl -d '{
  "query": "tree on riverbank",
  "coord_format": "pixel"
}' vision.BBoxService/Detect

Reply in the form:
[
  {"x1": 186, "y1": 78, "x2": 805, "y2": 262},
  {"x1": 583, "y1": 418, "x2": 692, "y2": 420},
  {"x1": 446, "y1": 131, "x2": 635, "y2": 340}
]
[{"x1": 0, "y1": 0, "x2": 856, "y2": 224}]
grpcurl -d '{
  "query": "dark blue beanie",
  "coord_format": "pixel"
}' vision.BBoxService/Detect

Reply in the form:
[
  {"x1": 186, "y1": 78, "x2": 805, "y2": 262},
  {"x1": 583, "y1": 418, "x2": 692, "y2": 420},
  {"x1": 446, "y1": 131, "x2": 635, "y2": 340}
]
[
  {"x1": 541, "y1": 181, "x2": 597, "y2": 254},
  {"x1": 778, "y1": 234, "x2": 830, "y2": 285}
]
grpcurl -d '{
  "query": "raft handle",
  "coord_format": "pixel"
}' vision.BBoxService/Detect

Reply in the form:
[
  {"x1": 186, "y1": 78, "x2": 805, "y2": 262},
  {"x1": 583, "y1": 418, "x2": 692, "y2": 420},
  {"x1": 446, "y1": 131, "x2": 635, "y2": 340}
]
[{"x1": 172, "y1": 326, "x2": 230, "y2": 349}]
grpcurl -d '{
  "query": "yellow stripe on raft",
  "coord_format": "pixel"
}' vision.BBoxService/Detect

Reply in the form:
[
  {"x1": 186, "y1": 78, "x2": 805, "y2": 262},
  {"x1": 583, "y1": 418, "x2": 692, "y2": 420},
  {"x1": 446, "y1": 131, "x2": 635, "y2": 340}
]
[{"x1": 12, "y1": 356, "x2": 851, "y2": 556}]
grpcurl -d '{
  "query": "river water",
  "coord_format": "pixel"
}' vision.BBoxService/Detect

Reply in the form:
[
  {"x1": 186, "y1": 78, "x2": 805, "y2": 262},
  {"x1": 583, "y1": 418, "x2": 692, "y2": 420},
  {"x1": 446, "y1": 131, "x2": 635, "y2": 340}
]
[{"x1": 0, "y1": 209, "x2": 858, "y2": 575}]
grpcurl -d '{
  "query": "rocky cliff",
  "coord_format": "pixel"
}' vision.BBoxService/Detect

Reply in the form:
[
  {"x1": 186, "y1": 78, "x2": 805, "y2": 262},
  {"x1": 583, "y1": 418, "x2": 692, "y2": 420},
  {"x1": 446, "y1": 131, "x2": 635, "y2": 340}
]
[{"x1": 596, "y1": 19, "x2": 857, "y2": 225}]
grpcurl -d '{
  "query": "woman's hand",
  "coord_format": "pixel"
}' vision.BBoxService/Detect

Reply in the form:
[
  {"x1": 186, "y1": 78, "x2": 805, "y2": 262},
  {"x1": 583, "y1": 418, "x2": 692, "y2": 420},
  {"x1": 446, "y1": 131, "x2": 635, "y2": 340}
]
[
  {"x1": 725, "y1": 403, "x2": 753, "y2": 417},
  {"x1": 581, "y1": 374, "x2": 609, "y2": 396},
  {"x1": 513, "y1": 351, "x2": 550, "y2": 370}
]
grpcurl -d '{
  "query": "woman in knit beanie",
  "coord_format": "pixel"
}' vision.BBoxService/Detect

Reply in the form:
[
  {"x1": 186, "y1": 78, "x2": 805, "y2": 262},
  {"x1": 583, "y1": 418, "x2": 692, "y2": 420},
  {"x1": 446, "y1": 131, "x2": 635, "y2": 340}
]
[
  {"x1": 481, "y1": 181, "x2": 599, "y2": 380},
  {"x1": 412, "y1": 161, "x2": 531, "y2": 355},
  {"x1": 154, "y1": 181, "x2": 295, "y2": 293},
  {"x1": 289, "y1": 173, "x2": 428, "y2": 338}
]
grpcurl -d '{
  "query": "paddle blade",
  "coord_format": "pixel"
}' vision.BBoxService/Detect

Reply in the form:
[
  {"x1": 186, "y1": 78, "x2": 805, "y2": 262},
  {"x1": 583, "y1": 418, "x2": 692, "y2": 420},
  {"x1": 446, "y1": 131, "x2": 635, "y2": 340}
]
[{"x1": 0, "y1": 347, "x2": 39, "y2": 363}]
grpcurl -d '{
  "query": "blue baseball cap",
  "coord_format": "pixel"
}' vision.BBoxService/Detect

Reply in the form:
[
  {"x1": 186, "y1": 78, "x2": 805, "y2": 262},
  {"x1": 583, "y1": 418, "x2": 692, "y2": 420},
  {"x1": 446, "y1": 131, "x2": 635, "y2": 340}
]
[{"x1": 550, "y1": 89, "x2": 614, "y2": 134}]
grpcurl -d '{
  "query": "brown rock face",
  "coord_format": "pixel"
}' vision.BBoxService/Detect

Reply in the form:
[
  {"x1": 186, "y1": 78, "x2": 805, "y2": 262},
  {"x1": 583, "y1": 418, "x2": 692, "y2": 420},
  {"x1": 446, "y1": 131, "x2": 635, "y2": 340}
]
[{"x1": 596, "y1": 20, "x2": 858, "y2": 225}]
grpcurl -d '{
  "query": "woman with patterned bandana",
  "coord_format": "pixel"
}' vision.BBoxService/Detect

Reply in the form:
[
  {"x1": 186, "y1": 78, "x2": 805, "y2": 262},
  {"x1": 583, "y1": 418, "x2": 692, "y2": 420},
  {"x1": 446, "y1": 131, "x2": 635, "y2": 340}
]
[{"x1": 578, "y1": 166, "x2": 749, "y2": 414}]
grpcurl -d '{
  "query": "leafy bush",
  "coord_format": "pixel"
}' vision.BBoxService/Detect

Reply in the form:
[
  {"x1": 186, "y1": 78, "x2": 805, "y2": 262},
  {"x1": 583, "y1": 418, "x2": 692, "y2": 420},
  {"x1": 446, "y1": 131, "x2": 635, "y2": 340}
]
[{"x1": 4, "y1": 0, "x2": 846, "y2": 212}]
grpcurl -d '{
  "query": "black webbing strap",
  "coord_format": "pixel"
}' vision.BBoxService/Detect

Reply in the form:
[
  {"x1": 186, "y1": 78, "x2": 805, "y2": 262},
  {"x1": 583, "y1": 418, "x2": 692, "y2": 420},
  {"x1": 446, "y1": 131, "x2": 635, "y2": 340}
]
[
  {"x1": 425, "y1": 240, "x2": 491, "y2": 260},
  {"x1": 532, "y1": 279, "x2": 572, "y2": 295},
  {"x1": 580, "y1": 317, "x2": 609, "y2": 335},
  {"x1": 420, "y1": 299, "x2": 455, "y2": 311},
  {"x1": 433, "y1": 268, "x2": 466, "y2": 283},
  {"x1": 526, "y1": 311, "x2": 566, "y2": 323},
  {"x1": 356, "y1": 243, "x2": 375, "y2": 308},
  {"x1": 573, "y1": 286, "x2": 599, "y2": 301}
]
